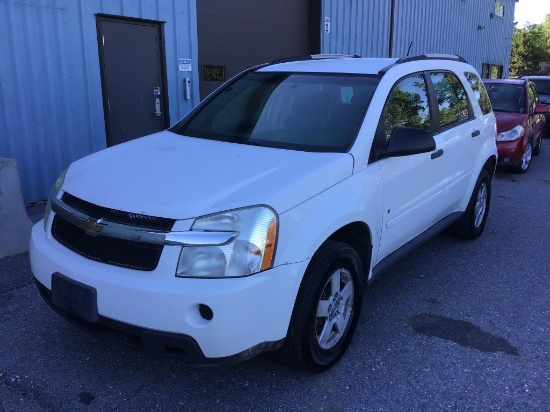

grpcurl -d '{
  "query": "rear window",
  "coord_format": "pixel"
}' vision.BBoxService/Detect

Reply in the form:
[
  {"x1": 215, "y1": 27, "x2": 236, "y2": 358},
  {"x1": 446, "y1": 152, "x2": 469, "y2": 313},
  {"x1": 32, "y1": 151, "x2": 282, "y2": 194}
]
[{"x1": 172, "y1": 72, "x2": 380, "y2": 152}]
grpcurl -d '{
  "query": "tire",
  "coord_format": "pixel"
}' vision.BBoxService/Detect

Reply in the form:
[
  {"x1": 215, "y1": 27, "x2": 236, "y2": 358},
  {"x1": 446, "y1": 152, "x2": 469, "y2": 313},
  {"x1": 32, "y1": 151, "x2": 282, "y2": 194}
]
[
  {"x1": 449, "y1": 169, "x2": 491, "y2": 240},
  {"x1": 533, "y1": 135, "x2": 542, "y2": 156},
  {"x1": 279, "y1": 240, "x2": 364, "y2": 372},
  {"x1": 514, "y1": 141, "x2": 532, "y2": 174}
]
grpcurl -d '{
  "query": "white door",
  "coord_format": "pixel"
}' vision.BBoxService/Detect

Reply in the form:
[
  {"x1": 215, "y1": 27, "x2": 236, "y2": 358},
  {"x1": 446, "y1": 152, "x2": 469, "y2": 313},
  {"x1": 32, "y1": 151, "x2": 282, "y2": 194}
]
[{"x1": 376, "y1": 73, "x2": 448, "y2": 262}]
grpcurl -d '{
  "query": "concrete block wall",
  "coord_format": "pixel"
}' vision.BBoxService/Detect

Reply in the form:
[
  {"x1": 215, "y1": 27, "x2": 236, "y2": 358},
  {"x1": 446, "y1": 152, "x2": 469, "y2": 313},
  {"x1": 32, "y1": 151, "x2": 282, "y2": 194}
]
[{"x1": 0, "y1": 158, "x2": 34, "y2": 259}]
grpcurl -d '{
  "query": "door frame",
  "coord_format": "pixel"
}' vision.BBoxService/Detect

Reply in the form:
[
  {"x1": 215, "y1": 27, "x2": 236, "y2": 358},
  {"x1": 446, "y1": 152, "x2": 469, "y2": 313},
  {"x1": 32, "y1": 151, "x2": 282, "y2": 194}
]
[{"x1": 95, "y1": 14, "x2": 170, "y2": 146}]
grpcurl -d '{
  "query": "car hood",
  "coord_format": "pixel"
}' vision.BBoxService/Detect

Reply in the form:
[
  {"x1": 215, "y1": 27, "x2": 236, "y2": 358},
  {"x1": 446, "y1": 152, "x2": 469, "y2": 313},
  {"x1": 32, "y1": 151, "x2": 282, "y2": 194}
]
[
  {"x1": 62, "y1": 131, "x2": 354, "y2": 219},
  {"x1": 493, "y1": 111, "x2": 527, "y2": 134}
]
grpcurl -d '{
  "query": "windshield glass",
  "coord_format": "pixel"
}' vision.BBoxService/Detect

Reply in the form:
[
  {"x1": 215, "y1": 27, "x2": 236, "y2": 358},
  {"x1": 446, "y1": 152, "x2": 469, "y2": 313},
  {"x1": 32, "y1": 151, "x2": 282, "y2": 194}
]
[
  {"x1": 485, "y1": 83, "x2": 525, "y2": 113},
  {"x1": 171, "y1": 72, "x2": 380, "y2": 152},
  {"x1": 530, "y1": 79, "x2": 550, "y2": 95}
]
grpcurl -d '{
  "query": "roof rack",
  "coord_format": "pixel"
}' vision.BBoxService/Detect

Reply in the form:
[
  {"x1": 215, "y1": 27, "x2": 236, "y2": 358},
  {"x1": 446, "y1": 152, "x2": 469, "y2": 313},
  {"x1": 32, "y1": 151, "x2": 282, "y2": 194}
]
[
  {"x1": 270, "y1": 54, "x2": 360, "y2": 64},
  {"x1": 396, "y1": 54, "x2": 467, "y2": 64},
  {"x1": 379, "y1": 54, "x2": 468, "y2": 74}
]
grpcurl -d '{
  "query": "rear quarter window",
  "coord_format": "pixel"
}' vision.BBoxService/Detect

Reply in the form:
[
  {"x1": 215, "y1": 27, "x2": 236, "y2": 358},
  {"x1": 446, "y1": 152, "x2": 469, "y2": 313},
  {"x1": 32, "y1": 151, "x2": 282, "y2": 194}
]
[{"x1": 465, "y1": 72, "x2": 492, "y2": 115}]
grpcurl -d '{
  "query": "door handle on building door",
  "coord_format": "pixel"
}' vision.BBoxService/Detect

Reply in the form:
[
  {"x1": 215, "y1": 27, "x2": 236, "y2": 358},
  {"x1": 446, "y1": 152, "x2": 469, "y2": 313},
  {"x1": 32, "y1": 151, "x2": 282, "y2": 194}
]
[{"x1": 154, "y1": 98, "x2": 162, "y2": 117}]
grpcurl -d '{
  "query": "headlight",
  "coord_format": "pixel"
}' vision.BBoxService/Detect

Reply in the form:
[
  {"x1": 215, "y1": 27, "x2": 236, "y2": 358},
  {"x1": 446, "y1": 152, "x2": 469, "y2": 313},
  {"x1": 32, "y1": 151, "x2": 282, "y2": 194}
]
[
  {"x1": 44, "y1": 167, "x2": 68, "y2": 231},
  {"x1": 176, "y1": 206, "x2": 278, "y2": 278},
  {"x1": 497, "y1": 125, "x2": 524, "y2": 142}
]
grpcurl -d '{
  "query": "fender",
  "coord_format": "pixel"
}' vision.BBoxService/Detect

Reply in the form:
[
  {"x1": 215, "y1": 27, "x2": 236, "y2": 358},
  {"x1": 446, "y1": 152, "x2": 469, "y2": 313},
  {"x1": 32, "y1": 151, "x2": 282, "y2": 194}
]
[{"x1": 275, "y1": 163, "x2": 383, "y2": 277}]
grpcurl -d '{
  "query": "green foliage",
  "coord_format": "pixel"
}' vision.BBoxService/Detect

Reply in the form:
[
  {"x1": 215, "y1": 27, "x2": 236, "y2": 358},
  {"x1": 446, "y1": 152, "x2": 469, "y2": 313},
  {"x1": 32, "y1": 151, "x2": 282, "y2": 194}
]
[{"x1": 510, "y1": 15, "x2": 550, "y2": 76}]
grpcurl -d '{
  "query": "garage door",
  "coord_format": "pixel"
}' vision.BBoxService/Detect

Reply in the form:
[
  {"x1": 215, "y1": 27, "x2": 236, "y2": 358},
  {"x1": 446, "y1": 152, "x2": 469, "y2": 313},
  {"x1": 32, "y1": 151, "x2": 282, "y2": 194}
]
[{"x1": 197, "y1": 0, "x2": 319, "y2": 100}]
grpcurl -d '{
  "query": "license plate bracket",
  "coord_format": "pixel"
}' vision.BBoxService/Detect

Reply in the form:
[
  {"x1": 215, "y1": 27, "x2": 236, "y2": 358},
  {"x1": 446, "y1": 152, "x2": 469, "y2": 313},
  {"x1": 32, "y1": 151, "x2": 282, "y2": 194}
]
[{"x1": 51, "y1": 272, "x2": 99, "y2": 323}]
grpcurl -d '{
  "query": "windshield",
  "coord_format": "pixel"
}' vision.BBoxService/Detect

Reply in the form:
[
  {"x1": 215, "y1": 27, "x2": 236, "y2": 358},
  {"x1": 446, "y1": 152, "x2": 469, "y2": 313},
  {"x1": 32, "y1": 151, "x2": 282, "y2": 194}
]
[
  {"x1": 530, "y1": 79, "x2": 550, "y2": 95},
  {"x1": 171, "y1": 71, "x2": 380, "y2": 152},
  {"x1": 485, "y1": 83, "x2": 525, "y2": 113}
]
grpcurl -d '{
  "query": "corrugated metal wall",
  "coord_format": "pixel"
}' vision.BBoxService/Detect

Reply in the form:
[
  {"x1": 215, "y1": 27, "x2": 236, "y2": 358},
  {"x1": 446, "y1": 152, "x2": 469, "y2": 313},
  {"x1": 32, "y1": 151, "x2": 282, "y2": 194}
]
[
  {"x1": 321, "y1": 0, "x2": 516, "y2": 75},
  {"x1": 321, "y1": 0, "x2": 391, "y2": 57},
  {"x1": 0, "y1": 0, "x2": 199, "y2": 202},
  {"x1": 392, "y1": 0, "x2": 516, "y2": 75}
]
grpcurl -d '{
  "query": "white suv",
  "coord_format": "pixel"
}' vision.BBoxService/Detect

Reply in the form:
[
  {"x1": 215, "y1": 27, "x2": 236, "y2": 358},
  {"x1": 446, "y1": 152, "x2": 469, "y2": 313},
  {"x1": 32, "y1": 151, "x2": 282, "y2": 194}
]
[{"x1": 31, "y1": 54, "x2": 497, "y2": 372}]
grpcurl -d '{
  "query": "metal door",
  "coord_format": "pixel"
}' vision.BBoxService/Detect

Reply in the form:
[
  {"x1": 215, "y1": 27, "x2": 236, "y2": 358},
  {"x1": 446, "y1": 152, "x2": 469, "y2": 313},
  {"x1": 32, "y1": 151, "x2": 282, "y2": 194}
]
[
  {"x1": 96, "y1": 15, "x2": 169, "y2": 146},
  {"x1": 196, "y1": 0, "x2": 319, "y2": 100}
]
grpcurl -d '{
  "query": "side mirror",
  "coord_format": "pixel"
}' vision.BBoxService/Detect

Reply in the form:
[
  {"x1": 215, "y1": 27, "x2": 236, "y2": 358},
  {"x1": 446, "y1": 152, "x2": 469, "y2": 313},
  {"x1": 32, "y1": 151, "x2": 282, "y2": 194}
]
[
  {"x1": 386, "y1": 127, "x2": 436, "y2": 157},
  {"x1": 535, "y1": 103, "x2": 549, "y2": 114}
]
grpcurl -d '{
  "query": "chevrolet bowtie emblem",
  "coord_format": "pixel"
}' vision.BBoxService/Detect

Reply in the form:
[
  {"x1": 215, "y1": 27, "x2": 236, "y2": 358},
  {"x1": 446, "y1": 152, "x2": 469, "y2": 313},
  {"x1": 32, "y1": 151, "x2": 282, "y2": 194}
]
[{"x1": 84, "y1": 218, "x2": 104, "y2": 236}]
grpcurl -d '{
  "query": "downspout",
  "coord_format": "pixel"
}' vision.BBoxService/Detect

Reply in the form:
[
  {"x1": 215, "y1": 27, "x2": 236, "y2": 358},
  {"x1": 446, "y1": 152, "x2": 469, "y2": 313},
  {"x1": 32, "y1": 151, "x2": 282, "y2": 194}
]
[{"x1": 389, "y1": 0, "x2": 396, "y2": 57}]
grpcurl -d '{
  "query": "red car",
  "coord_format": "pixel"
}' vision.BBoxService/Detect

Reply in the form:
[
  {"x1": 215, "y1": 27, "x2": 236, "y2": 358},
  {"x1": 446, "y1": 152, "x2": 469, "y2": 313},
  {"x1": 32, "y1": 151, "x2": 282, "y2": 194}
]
[{"x1": 483, "y1": 78, "x2": 548, "y2": 173}]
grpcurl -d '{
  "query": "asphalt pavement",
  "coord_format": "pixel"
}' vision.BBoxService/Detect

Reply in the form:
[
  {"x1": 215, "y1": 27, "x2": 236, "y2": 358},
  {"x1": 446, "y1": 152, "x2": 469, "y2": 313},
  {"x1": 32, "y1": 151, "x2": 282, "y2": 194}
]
[{"x1": 1, "y1": 144, "x2": 549, "y2": 411}]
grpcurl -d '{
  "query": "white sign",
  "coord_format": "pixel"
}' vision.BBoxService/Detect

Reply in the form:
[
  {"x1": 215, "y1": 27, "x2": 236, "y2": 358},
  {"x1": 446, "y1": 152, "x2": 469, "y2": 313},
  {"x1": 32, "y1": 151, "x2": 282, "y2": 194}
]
[
  {"x1": 324, "y1": 17, "x2": 331, "y2": 34},
  {"x1": 494, "y1": 2, "x2": 504, "y2": 18},
  {"x1": 178, "y1": 58, "x2": 192, "y2": 72}
]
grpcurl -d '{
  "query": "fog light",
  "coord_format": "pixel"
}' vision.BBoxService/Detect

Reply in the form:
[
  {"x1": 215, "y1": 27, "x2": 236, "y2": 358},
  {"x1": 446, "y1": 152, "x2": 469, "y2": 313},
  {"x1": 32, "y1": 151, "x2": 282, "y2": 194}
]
[
  {"x1": 199, "y1": 304, "x2": 213, "y2": 321},
  {"x1": 502, "y1": 157, "x2": 511, "y2": 164}
]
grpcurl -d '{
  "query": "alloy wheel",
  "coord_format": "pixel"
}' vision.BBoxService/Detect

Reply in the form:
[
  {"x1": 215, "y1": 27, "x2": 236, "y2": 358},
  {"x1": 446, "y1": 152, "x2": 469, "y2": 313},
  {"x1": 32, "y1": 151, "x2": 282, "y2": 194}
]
[{"x1": 315, "y1": 268, "x2": 354, "y2": 350}]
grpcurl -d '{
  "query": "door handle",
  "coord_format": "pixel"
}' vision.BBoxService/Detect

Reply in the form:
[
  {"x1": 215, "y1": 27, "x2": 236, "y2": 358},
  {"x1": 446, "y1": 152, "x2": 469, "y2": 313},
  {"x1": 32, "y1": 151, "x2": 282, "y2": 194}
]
[
  {"x1": 431, "y1": 149, "x2": 443, "y2": 159},
  {"x1": 154, "y1": 98, "x2": 162, "y2": 117},
  {"x1": 471, "y1": 129, "x2": 481, "y2": 137}
]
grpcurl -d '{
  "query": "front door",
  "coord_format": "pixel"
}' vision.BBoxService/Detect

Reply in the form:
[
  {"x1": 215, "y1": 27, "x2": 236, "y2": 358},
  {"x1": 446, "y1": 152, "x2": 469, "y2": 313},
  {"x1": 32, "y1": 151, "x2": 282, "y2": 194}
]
[{"x1": 96, "y1": 15, "x2": 169, "y2": 146}]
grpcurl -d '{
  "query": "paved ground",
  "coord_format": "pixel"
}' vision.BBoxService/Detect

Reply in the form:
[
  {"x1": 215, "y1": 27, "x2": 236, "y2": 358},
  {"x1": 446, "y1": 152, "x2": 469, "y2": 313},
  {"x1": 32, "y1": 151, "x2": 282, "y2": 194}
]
[{"x1": 1, "y1": 145, "x2": 549, "y2": 411}]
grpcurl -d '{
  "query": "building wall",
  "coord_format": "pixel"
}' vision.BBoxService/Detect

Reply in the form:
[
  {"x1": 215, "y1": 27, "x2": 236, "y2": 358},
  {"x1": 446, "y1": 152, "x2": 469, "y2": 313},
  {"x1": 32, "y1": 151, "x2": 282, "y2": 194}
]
[
  {"x1": 0, "y1": 0, "x2": 200, "y2": 202},
  {"x1": 321, "y1": 0, "x2": 392, "y2": 57},
  {"x1": 321, "y1": 0, "x2": 516, "y2": 76},
  {"x1": 1, "y1": 0, "x2": 517, "y2": 202}
]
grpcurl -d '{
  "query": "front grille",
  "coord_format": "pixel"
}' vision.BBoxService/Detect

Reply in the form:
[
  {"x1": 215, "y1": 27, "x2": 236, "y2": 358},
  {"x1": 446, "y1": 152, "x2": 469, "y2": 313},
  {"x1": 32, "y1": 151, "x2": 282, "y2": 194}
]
[
  {"x1": 51, "y1": 215, "x2": 163, "y2": 271},
  {"x1": 62, "y1": 192, "x2": 175, "y2": 231}
]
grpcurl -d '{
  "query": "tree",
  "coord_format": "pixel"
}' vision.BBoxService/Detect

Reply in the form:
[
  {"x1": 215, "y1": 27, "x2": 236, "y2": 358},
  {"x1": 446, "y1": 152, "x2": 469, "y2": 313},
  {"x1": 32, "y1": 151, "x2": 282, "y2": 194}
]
[{"x1": 510, "y1": 22, "x2": 550, "y2": 76}]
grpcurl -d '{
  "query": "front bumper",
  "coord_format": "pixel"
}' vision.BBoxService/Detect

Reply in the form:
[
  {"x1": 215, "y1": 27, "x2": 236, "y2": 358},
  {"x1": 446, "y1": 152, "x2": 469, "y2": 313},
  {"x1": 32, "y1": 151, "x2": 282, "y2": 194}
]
[
  {"x1": 496, "y1": 140, "x2": 525, "y2": 166},
  {"x1": 30, "y1": 222, "x2": 306, "y2": 361}
]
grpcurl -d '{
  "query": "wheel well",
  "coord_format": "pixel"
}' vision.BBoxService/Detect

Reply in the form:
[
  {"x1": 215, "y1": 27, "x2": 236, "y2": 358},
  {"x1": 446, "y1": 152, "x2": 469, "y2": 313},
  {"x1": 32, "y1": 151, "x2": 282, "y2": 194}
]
[
  {"x1": 327, "y1": 222, "x2": 372, "y2": 277},
  {"x1": 483, "y1": 155, "x2": 497, "y2": 179}
]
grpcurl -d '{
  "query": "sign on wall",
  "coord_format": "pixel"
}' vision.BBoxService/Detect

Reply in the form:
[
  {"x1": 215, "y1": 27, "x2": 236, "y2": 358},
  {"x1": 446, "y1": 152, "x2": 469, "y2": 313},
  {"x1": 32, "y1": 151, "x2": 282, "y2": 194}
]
[{"x1": 494, "y1": 2, "x2": 504, "y2": 18}]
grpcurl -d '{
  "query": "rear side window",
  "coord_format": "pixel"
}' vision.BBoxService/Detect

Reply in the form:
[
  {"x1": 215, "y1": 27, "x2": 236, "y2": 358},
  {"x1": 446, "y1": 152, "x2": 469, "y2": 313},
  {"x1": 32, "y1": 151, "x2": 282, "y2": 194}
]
[
  {"x1": 465, "y1": 72, "x2": 492, "y2": 115},
  {"x1": 430, "y1": 72, "x2": 471, "y2": 129}
]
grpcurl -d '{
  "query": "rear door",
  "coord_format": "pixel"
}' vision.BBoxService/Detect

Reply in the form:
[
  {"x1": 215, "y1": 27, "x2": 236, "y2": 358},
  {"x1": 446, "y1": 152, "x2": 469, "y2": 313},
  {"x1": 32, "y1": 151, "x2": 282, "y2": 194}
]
[{"x1": 426, "y1": 71, "x2": 478, "y2": 213}]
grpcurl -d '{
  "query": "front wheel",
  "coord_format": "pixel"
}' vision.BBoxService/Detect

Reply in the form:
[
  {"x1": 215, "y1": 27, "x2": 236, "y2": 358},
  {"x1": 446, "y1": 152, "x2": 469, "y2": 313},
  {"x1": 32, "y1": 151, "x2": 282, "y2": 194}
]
[
  {"x1": 449, "y1": 169, "x2": 491, "y2": 240},
  {"x1": 279, "y1": 241, "x2": 364, "y2": 372},
  {"x1": 515, "y1": 142, "x2": 532, "y2": 174}
]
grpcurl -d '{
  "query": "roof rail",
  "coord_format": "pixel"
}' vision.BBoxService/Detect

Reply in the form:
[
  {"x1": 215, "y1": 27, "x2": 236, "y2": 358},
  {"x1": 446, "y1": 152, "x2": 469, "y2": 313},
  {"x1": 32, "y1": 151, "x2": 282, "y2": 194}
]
[
  {"x1": 270, "y1": 54, "x2": 360, "y2": 64},
  {"x1": 379, "y1": 54, "x2": 468, "y2": 75},
  {"x1": 396, "y1": 54, "x2": 467, "y2": 64}
]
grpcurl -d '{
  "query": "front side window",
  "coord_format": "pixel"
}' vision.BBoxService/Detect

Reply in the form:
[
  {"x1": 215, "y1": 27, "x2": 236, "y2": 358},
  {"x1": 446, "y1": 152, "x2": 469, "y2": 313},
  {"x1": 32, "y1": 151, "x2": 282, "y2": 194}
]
[
  {"x1": 381, "y1": 74, "x2": 431, "y2": 142},
  {"x1": 172, "y1": 72, "x2": 380, "y2": 152},
  {"x1": 465, "y1": 72, "x2": 492, "y2": 115},
  {"x1": 528, "y1": 84, "x2": 537, "y2": 104},
  {"x1": 430, "y1": 72, "x2": 471, "y2": 129}
]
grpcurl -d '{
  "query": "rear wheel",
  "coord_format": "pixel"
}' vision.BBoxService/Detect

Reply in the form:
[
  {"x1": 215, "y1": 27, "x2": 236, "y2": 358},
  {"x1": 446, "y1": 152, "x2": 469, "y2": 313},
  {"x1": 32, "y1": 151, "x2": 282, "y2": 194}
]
[
  {"x1": 515, "y1": 142, "x2": 532, "y2": 173},
  {"x1": 533, "y1": 135, "x2": 542, "y2": 156},
  {"x1": 279, "y1": 241, "x2": 364, "y2": 372},
  {"x1": 450, "y1": 169, "x2": 491, "y2": 240}
]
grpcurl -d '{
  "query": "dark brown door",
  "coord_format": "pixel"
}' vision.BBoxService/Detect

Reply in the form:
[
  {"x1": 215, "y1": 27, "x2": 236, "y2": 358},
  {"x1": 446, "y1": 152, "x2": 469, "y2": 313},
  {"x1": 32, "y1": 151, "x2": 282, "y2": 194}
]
[{"x1": 96, "y1": 15, "x2": 169, "y2": 146}]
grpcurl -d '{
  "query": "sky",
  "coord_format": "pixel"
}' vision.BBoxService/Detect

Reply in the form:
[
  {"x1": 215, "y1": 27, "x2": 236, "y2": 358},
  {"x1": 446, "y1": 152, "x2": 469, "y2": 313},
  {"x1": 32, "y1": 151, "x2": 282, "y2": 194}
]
[{"x1": 514, "y1": 0, "x2": 550, "y2": 27}]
